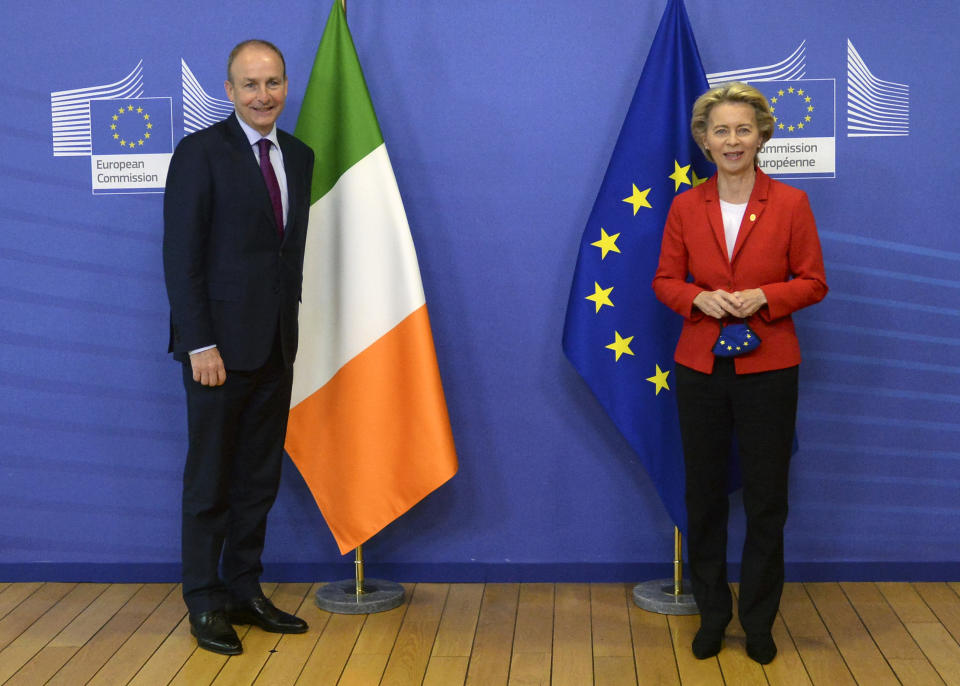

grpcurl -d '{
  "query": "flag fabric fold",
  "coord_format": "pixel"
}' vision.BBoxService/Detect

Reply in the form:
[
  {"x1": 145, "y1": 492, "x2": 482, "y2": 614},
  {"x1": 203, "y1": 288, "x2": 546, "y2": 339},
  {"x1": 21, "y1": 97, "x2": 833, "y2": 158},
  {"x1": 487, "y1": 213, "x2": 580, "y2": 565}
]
[
  {"x1": 562, "y1": 0, "x2": 715, "y2": 533},
  {"x1": 287, "y1": 0, "x2": 458, "y2": 555}
]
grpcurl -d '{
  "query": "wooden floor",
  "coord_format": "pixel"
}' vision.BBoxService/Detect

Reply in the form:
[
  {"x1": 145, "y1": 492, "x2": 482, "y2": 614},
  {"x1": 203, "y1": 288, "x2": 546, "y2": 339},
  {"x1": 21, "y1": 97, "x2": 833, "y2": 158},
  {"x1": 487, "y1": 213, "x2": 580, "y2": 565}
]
[{"x1": 1, "y1": 581, "x2": 959, "y2": 685}]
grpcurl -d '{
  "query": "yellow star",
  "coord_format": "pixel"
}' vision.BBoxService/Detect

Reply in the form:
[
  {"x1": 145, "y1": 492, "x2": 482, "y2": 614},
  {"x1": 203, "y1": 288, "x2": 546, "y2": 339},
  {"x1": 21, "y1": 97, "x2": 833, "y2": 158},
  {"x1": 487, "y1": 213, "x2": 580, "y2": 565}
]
[
  {"x1": 118, "y1": 107, "x2": 125, "y2": 113},
  {"x1": 146, "y1": 122, "x2": 153, "y2": 129},
  {"x1": 770, "y1": 107, "x2": 775, "y2": 113},
  {"x1": 691, "y1": 169, "x2": 708, "y2": 187},
  {"x1": 127, "y1": 105, "x2": 134, "y2": 111},
  {"x1": 778, "y1": 122, "x2": 785, "y2": 130},
  {"x1": 788, "y1": 125, "x2": 795, "y2": 132},
  {"x1": 787, "y1": 87, "x2": 795, "y2": 93},
  {"x1": 646, "y1": 364, "x2": 670, "y2": 395},
  {"x1": 622, "y1": 184, "x2": 652, "y2": 215},
  {"x1": 112, "y1": 114, "x2": 118, "y2": 121},
  {"x1": 771, "y1": 96, "x2": 778, "y2": 104},
  {"x1": 773, "y1": 115, "x2": 778, "y2": 122},
  {"x1": 110, "y1": 123, "x2": 116, "y2": 130},
  {"x1": 797, "y1": 89, "x2": 805, "y2": 96},
  {"x1": 805, "y1": 96, "x2": 811, "y2": 103},
  {"x1": 138, "y1": 139, "x2": 144, "y2": 145},
  {"x1": 606, "y1": 331, "x2": 635, "y2": 361},
  {"x1": 669, "y1": 160, "x2": 691, "y2": 191},
  {"x1": 797, "y1": 122, "x2": 804, "y2": 129},
  {"x1": 805, "y1": 115, "x2": 811, "y2": 122},
  {"x1": 777, "y1": 89, "x2": 785, "y2": 96},
  {"x1": 585, "y1": 282, "x2": 614, "y2": 313},
  {"x1": 119, "y1": 139, "x2": 126, "y2": 146},
  {"x1": 136, "y1": 106, "x2": 143, "y2": 113},
  {"x1": 144, "y1": 132, "x2": 151, "y2": 139},
  {"x1": 591, "y1": 228, "x2": 621, "y2": 259},
  {"x1": 808, "y1": 105, "x2": 814, "y2": 112},
  {"x1": 144, "y1": 114, "x2": 150, "y2": 120},
  {"x1": 112, "y1": 133, "x2": 119, "y2": 139}
]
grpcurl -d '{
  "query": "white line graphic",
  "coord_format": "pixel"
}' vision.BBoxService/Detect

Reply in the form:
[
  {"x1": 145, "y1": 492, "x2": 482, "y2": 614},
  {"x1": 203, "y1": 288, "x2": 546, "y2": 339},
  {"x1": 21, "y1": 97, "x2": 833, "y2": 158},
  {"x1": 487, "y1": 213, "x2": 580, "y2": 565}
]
[
  {"x1": 181, "y1": 59, "x2": 234, "y2": 134},
  {"x1": 706, "y1": 41, "x2": 806, "y2": 87},
  {"x1": 846, "y1": 40, "x2": 909, "y2": 137},
  {"x1": 51, "y1": 62, "x2": 144, "y2": 157}
]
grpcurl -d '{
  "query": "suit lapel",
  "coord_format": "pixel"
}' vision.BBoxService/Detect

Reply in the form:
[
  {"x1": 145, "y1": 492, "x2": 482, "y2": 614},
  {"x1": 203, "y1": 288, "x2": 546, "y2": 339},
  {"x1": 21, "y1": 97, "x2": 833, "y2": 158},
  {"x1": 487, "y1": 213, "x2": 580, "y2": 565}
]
[
  {"x1": 278, "y1": 135, "x2": 297, "y2": 242},
  {"x1": 730, "y1": 169, "x2": 771, "y2": 262},
  {"x1": 701, "y1": 176, "x2": 730, "y2": 262}
]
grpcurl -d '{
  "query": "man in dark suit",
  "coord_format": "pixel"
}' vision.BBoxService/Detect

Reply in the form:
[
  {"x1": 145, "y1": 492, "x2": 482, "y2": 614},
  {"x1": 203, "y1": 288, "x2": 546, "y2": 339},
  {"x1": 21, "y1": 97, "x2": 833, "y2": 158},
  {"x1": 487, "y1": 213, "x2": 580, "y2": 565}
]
[{"x1": 163, "y1": 39, "x2": 314, "y2": 655}]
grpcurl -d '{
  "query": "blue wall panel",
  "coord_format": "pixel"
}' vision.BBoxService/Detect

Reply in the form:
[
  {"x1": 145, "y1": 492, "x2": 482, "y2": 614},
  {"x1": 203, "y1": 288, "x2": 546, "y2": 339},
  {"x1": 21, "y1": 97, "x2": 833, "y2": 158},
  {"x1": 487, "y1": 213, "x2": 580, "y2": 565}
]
[{"x1": 2, "y1": 0, "x2": 958, "y2": 580}]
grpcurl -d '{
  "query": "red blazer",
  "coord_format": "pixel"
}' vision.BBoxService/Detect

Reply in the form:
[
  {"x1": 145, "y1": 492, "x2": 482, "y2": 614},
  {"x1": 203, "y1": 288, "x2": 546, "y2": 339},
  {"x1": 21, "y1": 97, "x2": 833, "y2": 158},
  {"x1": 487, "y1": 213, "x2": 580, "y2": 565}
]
[{"x1": 652, "y1": 169, "x2": 827, "y2": 374}]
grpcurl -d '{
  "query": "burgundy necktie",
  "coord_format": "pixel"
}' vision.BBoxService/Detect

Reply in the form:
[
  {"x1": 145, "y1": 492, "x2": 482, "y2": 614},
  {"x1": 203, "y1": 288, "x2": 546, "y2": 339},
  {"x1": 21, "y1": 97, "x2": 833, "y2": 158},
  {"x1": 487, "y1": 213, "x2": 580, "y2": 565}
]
[{"x1": 257, "y1": 138, "x2": 284, "y2": 238}]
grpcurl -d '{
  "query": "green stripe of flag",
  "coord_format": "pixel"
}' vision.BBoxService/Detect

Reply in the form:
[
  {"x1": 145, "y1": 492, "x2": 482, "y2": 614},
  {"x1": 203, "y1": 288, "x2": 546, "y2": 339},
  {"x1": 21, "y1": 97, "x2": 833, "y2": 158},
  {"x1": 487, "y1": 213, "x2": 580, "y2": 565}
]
[{"x1": 295, "y1": 0, "x2": 384, "y2": 203}]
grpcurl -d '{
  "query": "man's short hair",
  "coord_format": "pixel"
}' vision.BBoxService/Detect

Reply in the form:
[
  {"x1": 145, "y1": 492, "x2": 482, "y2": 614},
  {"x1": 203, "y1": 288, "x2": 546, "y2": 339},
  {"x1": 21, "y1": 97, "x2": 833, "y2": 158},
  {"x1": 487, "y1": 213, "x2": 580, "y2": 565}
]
[{"x1": 227, "y1": 39, "x2": 287, "y2": 82}]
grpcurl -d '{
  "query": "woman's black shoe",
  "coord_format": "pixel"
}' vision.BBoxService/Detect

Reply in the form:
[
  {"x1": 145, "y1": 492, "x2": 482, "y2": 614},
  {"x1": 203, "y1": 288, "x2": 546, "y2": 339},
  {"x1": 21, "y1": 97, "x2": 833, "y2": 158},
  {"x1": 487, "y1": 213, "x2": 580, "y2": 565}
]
[
  {"x1": 746, "y1": 633, "x2": 777, "y2": 664},
  {"x1": 692, "y1": 627, "x2": 724, "y2": 659}
]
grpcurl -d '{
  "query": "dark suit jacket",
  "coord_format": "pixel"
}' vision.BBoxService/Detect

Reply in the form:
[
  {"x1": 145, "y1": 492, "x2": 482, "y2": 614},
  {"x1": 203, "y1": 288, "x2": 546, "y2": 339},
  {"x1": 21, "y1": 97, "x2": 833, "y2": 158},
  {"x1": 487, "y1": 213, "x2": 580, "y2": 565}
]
[
  {"x1": 163, "y1": 113, "x2": 314, "y2": 370},
  {"x1": 652, "y1": 169, "x2": 828, "y2": 374}
]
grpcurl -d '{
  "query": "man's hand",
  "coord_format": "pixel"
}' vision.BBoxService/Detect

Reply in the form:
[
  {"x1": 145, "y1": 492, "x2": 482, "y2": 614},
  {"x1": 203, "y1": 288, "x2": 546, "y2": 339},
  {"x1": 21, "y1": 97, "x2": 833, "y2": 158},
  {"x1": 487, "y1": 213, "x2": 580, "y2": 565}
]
[
  {"x1": 190, "y1": 348, "x2": 226, "y2": 386},
  {"x1": 693, "y1": 290, "x2": 744, "y2": 319}
]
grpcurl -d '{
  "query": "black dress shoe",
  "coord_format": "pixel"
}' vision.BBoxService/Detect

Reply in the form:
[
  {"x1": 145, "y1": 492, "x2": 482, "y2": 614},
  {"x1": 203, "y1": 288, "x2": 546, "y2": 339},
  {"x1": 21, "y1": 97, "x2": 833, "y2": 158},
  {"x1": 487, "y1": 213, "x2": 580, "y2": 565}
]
[
  {"x1": 746, "y1": 633, "x2": 777, "y2": 664},
  {"x1": 227, "y1": 595, "x2": 308, "y2": 634},
  {"x1": 190, "y1": 610, "x2": 242, "y2": 655},
  {"x1": 692, "y1": 626, "x2": 724, "y2": 659}
]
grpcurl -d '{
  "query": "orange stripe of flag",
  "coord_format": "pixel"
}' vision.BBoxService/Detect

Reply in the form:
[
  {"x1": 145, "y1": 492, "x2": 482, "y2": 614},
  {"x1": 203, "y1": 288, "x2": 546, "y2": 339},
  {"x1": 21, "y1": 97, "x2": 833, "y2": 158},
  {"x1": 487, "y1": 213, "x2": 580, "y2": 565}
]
[{"x1": 285, "y1": 304, "x2": 458, "y2": 554}]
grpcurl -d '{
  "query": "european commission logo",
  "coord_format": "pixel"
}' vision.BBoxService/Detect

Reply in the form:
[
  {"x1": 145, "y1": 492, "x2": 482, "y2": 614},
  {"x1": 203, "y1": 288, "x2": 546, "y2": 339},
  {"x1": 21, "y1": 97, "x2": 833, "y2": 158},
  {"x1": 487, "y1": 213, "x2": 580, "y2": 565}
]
[
  {"x1": 706, "y1": 43, "x2": 836, "y2": 179},
  {"x1": 51, "y1": 59, "x2": 232, "y2": 196},
  {"x1": 50, "y1": 62, "x2": 174, "y2": 195},
  {"x1": 705, "y1": 37, "x2": 910, "y2": 180}
]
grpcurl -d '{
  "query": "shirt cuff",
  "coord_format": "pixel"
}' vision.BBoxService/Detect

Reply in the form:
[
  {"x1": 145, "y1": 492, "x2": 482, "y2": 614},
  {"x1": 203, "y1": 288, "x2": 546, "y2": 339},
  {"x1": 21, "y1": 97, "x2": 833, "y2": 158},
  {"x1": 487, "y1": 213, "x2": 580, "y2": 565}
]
[{"x1": 189, "y1": 344, "x2": 217, "y2": 355}]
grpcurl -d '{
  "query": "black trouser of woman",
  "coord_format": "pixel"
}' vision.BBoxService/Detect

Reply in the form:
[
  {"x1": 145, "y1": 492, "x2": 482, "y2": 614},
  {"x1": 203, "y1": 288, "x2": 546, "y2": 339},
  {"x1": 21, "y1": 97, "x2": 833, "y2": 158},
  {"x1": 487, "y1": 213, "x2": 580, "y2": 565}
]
[{"x1": 675, "y1": 358, "x2": 799, "y2": 636}]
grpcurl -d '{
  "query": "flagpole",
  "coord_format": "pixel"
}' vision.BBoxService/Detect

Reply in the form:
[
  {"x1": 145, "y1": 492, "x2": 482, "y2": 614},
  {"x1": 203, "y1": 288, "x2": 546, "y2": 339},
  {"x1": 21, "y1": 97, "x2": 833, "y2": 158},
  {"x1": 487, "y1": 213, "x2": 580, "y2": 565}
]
[
  {"x1": 354, "y1": 544, "x2": 366, "y2": 598},
  {"x1": 673, "y1": 526, "x2": 683, "y2": 595},
  {"x1": 632, "y1": 526, "x2": 698, "y2": 615}
]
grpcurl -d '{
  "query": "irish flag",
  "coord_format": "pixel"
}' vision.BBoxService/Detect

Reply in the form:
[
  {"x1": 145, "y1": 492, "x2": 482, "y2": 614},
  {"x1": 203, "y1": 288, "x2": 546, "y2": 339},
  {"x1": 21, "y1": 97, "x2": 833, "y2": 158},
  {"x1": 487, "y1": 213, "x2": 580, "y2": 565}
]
[{"x1": 286, "y1": 0, "x2": 458, "y2": 555}]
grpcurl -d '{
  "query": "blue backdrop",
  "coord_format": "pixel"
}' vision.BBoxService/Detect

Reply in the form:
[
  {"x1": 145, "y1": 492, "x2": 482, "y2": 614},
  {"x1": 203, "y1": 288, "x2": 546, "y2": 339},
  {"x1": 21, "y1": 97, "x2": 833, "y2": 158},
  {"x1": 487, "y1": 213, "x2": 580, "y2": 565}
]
[{"x1": 2, "y1": 0, "x2": 958, "y2": 581}]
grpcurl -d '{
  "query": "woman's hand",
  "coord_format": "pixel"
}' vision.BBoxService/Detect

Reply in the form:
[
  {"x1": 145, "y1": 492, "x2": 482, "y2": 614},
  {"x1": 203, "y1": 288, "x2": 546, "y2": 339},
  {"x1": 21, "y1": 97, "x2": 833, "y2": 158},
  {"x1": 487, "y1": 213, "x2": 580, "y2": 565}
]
[
  {"x1": 693, "y1": 290, "x2": 744, "y2": 319},
  {"x1": 694, "y1": 288, "x2": 768, "y2": 318},
  {"x1": 732, "y1": 288, "x2": 767, "y2": 317}
]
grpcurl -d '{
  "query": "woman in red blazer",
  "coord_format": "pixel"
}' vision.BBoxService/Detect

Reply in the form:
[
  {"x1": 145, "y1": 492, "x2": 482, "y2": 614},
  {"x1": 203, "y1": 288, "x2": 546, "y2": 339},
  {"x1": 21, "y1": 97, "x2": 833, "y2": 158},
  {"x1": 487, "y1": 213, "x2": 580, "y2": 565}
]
[{"x1": 653, "y1": 83, "x2": 827, "y2": 665}]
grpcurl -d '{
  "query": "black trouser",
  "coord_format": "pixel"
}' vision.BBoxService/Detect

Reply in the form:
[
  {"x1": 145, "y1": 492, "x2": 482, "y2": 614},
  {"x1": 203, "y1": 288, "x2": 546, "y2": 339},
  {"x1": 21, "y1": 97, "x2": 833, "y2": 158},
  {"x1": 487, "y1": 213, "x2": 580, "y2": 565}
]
[
  {"x1": 180, "y1": 334, "x2": 292, "y2": 615},
  {"x1": 675, "y1": 359, "x2": 798, "y2": 636}
]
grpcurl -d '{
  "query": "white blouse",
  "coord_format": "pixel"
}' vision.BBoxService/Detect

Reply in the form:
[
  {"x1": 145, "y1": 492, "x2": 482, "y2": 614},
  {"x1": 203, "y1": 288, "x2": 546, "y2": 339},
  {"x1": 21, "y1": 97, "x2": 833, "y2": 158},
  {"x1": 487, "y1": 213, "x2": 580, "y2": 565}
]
[{"x1": 719, "y1": 199, "x2": 748, "y2": 261}]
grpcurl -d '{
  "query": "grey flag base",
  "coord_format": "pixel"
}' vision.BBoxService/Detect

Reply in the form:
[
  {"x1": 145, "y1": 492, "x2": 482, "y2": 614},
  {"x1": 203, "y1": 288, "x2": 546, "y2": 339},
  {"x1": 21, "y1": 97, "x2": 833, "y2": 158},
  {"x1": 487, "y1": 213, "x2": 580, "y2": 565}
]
[
  {"x1": 315, "y1": 578, "x2": 405, "y2": 614},
  {"x1": 632, "y1": 579, "x2": 698, "y2": 615},
  {"x1": 315, "y1": 545, "x2": 405, "y2": 614},
  {"x1": 631, "y1": 527, "x2": 699, "y2": 615}
]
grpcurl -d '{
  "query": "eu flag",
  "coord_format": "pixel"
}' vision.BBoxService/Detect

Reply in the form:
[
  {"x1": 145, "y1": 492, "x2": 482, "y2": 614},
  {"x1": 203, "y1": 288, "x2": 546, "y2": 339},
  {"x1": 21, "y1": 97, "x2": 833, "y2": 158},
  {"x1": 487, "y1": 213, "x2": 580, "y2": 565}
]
[{"x1": 562, "y1": 0, "x2": 712, "y2": 532}]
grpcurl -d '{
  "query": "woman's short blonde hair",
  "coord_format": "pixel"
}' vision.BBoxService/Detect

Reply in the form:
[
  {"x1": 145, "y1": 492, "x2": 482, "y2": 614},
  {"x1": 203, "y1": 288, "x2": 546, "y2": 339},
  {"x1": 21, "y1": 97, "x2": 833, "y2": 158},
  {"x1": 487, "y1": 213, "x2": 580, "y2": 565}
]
[{"x1": 691, "y1": 82, "x2": 775, "y2": 163}]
